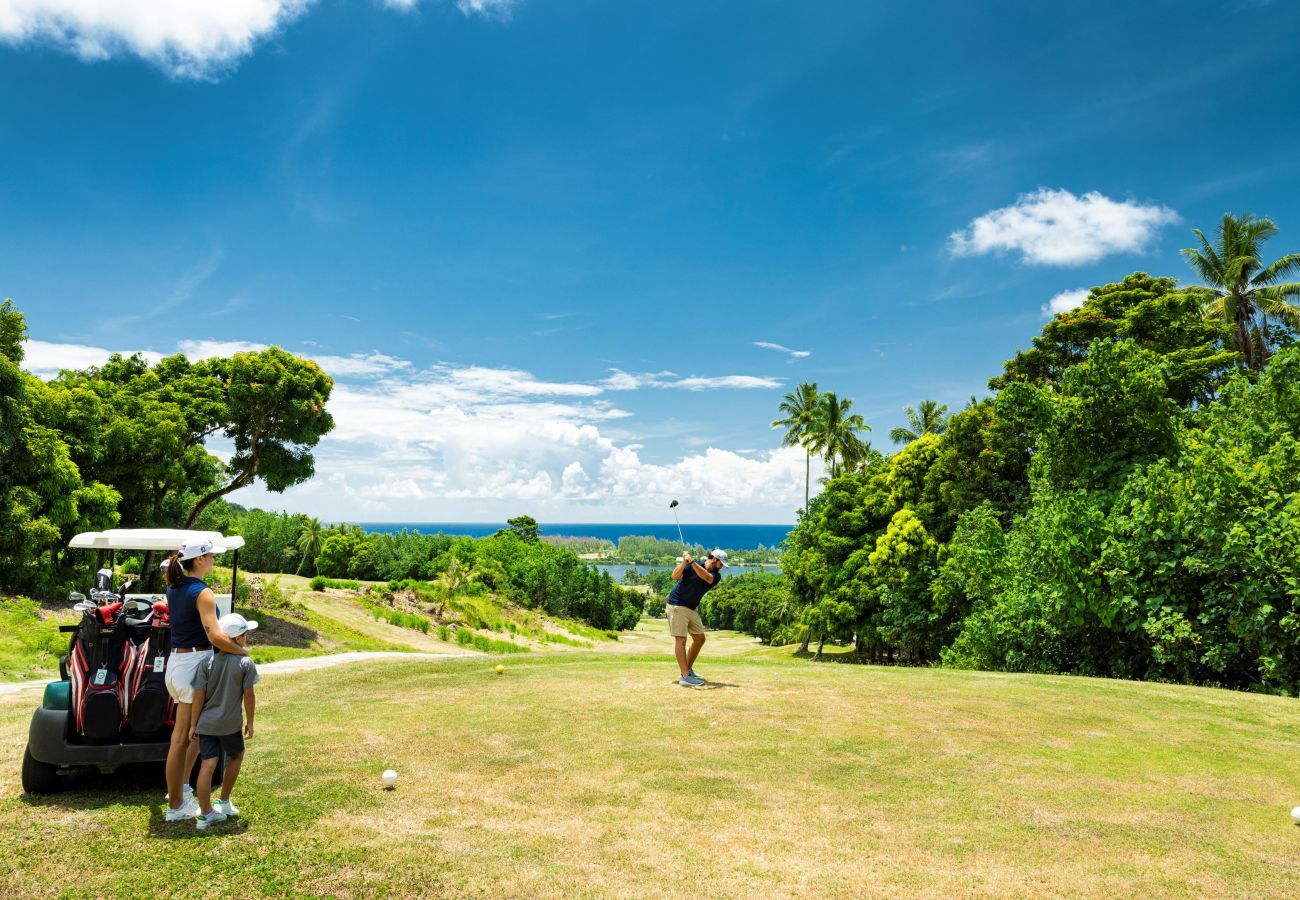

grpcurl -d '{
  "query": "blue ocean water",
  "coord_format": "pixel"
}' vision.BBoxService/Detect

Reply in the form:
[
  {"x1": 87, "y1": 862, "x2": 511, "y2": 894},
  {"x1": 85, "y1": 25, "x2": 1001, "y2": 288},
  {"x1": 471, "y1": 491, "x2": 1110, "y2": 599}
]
[{"x1": 357, "y1": 522, "x2": 792, "y2": 550}]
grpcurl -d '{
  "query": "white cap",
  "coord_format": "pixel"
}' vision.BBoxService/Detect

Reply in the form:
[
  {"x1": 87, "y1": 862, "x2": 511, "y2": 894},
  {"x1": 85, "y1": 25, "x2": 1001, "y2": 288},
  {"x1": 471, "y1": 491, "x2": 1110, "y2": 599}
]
[
  {"x1": 218, "y1": 612, "x2": 259, "y2": 638},
  {"x1": 178, "y1": 539, "x2": 227, "y2": 561},
  {"x1": 709, "y1": 549, "x2": 729, "y2": 567}
]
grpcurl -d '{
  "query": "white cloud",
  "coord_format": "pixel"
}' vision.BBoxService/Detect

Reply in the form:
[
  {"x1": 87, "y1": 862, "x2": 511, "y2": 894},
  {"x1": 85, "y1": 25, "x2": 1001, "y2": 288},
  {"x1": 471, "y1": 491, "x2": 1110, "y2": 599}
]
[
  {"x1": 309, "y1": 351, "x2": 410, "y2": 377},
  {"x1": 21, "y1": 336, "x2": 807, "y2": 519},
  {"x1": 603, "y1": 369, "x2": 782, "y2": 391},
  {"x1": 0, "y1": 0, "x2": 316, "y2": 79},
  {"x1": 456, "y1": 0, "x2": 520, "y2": 20},
  {"x1": 20, "y1": 339, "x2": 163, "y2": 378},
  {"x1": 175, "y1": 339, "x2": 269, "y2": 359},
  {"x1": 949, "y1": 188, "x2": 1178, "y2": 266},
  {"x1": 1042, "y1": 289, "x2": 1089, "y2": 317},
  {"x1": 753, "y1": 341, "x2": 811, "y2": 359}
]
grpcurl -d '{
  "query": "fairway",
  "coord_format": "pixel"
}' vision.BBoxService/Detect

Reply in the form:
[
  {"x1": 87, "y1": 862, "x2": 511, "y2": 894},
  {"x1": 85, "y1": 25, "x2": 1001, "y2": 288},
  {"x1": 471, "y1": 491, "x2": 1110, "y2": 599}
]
[{"x1": 3, "y1": 626, "x2": 1299, "y2": 898}]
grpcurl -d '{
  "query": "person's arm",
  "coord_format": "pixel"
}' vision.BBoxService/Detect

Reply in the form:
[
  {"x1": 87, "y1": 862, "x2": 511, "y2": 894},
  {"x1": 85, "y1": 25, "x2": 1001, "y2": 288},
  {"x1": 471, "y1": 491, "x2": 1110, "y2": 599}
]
[
  {"x1": 188, "y1": 688, "x2": 205, "y2": 742},
  {"x1": 688, "y1": 559, "x2": 715, "y2": 585},
  {"x1": 243, "y1": 687, "x2": 256, "y2": 739},
  {"x1": 197, "y1": 588, "x2": 246, "y2": 655},
  {"x1": 672, "y1": 551, "x2": 692, "y2": 581}
]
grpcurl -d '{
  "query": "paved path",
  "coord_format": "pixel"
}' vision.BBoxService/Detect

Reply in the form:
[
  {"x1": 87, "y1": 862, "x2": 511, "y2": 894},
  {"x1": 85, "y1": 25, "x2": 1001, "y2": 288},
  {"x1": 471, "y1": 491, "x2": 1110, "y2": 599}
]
[{"x1": 0, "y1": 651, "x2": 475, "y2": 697}]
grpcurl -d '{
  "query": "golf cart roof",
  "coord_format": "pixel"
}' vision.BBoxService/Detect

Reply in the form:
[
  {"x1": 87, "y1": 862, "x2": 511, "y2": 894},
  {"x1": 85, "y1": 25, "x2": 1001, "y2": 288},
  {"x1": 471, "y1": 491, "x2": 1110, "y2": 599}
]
[{"x1": 68, "y1": 529, "x2": 246, "y2": 552}]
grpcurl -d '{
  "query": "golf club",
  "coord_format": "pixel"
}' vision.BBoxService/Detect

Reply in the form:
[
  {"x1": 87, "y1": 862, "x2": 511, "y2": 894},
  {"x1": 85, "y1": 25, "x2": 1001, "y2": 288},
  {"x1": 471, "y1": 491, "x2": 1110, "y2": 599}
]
[{"x1": 669, "y1": 499, "x2": 686, "y2": 557}]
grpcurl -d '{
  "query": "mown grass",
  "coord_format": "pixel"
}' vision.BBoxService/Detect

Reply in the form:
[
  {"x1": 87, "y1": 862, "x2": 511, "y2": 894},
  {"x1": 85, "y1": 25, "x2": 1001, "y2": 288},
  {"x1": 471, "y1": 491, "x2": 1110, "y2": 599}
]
[{"x1": 3, "y1": 625, "x2": 1299, "y2": 898}]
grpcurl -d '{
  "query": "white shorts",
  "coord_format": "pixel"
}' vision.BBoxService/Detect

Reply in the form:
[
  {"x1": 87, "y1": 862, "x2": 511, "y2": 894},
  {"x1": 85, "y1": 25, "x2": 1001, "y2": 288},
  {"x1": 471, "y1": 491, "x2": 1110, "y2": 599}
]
[{"x1": 164, "y1": 649, "x2": 212, "y2": 704}]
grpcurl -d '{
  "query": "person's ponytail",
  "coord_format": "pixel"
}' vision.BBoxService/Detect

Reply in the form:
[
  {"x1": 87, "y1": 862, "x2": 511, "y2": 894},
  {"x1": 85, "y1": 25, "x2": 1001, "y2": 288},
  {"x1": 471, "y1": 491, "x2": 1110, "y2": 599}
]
[{"x1": 165, "y1": 554, "x2": 184, "y2": 589}]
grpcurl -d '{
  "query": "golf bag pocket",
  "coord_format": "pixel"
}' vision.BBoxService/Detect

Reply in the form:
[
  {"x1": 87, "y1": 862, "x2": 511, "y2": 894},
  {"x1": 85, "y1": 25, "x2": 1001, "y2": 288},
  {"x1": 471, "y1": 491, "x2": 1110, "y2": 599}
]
[{"x1": 80, "y1": 667, "x2": 123, "y2": 741}]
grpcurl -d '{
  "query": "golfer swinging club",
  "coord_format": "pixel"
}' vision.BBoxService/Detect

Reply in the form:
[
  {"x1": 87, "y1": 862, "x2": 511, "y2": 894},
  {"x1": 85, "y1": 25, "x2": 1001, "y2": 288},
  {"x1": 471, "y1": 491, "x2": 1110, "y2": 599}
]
[{"x1": 668, "y1": 547, "x2": 728, "y2": 686}]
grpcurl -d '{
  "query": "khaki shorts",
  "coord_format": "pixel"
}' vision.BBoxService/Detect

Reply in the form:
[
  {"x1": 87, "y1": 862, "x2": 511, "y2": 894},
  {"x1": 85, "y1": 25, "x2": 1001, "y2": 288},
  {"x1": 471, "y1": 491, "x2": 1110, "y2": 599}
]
[
  {"x1": 164, "y1": 648, "x2": 211, "y2": 704},
  {"x1": 667, "y1": 605, "x2": 705, "y2": 637}
]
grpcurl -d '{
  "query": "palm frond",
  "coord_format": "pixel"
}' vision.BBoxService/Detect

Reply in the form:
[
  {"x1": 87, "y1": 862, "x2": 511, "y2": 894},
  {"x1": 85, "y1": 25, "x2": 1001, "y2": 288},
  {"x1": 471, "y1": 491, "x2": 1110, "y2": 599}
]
[{"x1": 1252, "y1": 253, "x2": 1300, "y2": 286}]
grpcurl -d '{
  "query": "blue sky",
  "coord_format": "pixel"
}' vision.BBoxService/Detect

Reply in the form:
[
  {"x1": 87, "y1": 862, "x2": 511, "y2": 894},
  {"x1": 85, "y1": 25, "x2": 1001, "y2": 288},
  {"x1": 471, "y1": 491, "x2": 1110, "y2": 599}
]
[{"x1": 4, "y1": 0, "x2": 1299, "y2": 523}]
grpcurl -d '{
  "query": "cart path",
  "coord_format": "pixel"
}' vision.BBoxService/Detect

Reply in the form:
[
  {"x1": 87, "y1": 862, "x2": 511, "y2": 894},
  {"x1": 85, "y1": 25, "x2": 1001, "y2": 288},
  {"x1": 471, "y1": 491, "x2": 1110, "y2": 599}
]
[{"x1": 0, "y1": 651, "x2": 477, "y2": 697}]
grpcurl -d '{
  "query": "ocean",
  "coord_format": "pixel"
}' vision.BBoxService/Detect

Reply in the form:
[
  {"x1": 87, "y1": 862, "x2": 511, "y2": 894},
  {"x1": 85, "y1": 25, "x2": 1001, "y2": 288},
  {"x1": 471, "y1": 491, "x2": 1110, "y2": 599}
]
[{"x1": 357, "y1": 522, "x2": 793, "y2": 550}]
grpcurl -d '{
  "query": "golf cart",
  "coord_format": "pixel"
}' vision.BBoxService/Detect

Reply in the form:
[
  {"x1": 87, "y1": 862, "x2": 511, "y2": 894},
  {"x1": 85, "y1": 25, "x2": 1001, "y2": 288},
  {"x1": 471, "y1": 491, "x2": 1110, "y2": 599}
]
[{"x1": 21, "y1": 529, "x2": 244, "y2": 795}]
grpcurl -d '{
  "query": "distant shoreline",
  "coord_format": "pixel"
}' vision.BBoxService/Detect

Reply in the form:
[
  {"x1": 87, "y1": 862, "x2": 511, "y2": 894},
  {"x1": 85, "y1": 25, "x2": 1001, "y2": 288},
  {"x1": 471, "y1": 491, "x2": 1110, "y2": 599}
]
[{"x1": 355, "y1": 522, "x2": 794, "y2": 551}]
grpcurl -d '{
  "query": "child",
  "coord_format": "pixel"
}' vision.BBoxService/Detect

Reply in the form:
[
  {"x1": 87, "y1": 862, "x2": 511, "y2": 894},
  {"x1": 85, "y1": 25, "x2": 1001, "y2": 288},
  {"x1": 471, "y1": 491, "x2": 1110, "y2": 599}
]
[{"x1": 188, "y1": 612, "x2": 260, "y2": 830}]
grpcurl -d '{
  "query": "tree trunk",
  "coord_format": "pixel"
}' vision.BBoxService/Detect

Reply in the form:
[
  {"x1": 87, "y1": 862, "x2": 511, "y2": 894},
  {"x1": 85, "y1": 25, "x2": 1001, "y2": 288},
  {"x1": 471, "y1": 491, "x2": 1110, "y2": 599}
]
[
  {"x1": 141, "y1": 550, "x2": 157, "y2": 591},
  {"x1": 798, "y1": 631, "x2": 810, "y2": 654},
  {"x1": 814, "y1": 633, "x2": 825, "y2": 660},
  {"x1": 184, "y1": 473, "x2": 253, "y2": 528}
]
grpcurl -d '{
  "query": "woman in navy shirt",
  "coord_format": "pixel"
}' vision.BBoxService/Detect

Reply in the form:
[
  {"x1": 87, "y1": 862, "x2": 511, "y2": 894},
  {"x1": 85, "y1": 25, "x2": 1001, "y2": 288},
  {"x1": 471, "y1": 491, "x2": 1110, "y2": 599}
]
[{"x1": 162, "y1": 538, "x2": 248, "y2": 822}]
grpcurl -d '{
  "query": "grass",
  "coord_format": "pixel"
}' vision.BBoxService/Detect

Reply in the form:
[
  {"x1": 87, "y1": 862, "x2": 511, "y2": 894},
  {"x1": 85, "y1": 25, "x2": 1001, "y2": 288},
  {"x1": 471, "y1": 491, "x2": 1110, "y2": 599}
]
[
  {"x1": 2, "y1": 622, "x2": 1299, "y2": 897},
  {"x1": 0, "y1": 598, "x2": 68, "y2": 681}
]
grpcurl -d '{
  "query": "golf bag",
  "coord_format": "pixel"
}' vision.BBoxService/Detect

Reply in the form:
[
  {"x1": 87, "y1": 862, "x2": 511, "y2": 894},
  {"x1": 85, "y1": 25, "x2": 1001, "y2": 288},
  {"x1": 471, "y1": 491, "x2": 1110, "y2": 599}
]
[
  {"x1": 67, "y1": 600, "x2": 126, "y2": 742},
  {"x1": 120, "y1": 601, "x2": 174, "y2": 737}
]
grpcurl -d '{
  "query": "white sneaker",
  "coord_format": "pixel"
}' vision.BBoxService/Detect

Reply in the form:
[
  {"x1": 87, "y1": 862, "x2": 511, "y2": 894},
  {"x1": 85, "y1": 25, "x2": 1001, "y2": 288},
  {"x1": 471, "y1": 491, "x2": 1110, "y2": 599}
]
[
  {"x1": 164, "y1": 797, "x2": 200, "y2": 821},
  {"x1": 214, "y1": 798, "x2": 239, "y2": 817},
  {"x1": 195, "y1": 807, "x2": 228, "y2": 830},
  {"x1": 164, "y1": 784, "x2": 195, "y2": 804}
]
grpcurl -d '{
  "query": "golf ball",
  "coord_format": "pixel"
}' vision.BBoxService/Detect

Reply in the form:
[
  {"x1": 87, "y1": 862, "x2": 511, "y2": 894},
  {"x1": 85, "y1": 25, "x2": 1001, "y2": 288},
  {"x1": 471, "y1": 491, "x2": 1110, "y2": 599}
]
[
  {"x1": 381, "y1": 769, "x2": 398, "y2": 786},
  {"x1": 495, "y1": 665, "x2": 505, "y2": 674},
  {"x1": 1292, "y1": 806, "x2": 1300, "y2": 824}
]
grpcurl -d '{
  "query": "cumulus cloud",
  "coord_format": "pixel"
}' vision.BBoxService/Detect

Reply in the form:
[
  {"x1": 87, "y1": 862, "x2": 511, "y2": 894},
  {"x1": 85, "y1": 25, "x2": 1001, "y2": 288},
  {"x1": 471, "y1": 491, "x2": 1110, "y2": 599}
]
[
  {"x1": 20, "y1": 339, "x2": 163, "y2": 378},
  {"x1": 1042, "y1": 288, "x2": 1089, "y2": 317},
  {"x1": 0, "y1": 0, "x2": 518, "y2": 78},
  {"x1": 21, "y1": 336, "x2": 805, "y2": 518},
  {"x1": 949, "y1": 188, "x2": 1178, "y2": 266},
  {"x1": 753, "y1": 341, "x2": 811, "y2": 359},
  {"x1": 0, "y1": 0, "x2": 316, "y2": 79}
]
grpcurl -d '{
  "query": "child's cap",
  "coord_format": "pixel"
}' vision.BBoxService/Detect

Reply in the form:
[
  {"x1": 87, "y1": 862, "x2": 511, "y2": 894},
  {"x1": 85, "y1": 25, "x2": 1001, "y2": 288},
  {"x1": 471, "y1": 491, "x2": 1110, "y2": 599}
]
[{"x1": 218, "y1": 612, "x2": 259, "y2": 638}]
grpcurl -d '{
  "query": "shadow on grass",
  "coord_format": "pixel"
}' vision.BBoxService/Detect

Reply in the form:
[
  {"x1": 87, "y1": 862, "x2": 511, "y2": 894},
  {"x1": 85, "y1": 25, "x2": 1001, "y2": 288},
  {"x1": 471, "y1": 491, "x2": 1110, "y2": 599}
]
[
  {"x1": 790, "y1": 649, "x2": 869, "y2": 665},
  {"x1": 250, "y1": 610, "x2": 322, "y2": 649},
  {"x1": 147, "y1": 807, "x2": 250, "y2": 840},
  {"x1": 669, "y1": 680, "x2": 741, "y2": 690}
]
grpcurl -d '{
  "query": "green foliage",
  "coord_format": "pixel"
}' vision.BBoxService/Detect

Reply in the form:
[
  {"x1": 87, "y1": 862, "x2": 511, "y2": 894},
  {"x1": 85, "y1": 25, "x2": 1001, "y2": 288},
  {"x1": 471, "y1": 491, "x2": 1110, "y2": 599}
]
[
  {"x1": 0, "y1": 597, "x2": 66, "y2": 678},
  {"x1": 185, "y1": 346, "x2": 335, "y2": 526},
  {"x1": 497, "y1": 515, "x2": 540, "y2": 543},
  {"x1": 362, "y1": 600, "x2": 432, "y2": 634},
  {"x1": 1182, "y1": 213, "x2": 1300, "y2": 371},
  {"x1": 698, "y1": 572, "x2": 790, "y2": 643}
]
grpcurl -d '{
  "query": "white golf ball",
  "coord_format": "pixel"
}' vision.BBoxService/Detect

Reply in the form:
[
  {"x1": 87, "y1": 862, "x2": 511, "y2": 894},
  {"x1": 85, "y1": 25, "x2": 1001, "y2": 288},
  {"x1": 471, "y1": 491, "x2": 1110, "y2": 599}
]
[
  {"x1": 382, "y1": 769, "x2": 398, "y2": 786},
  {"x1": 1292, "y1": 806, "x2": 1300, "y2": 824}
]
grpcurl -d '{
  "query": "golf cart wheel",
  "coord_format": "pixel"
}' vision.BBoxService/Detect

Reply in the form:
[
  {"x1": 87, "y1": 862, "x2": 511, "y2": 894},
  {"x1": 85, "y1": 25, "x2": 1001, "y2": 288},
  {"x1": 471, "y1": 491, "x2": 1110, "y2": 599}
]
[{"x1": 21, "y1": 746, "x2": 61, "y2": 794}]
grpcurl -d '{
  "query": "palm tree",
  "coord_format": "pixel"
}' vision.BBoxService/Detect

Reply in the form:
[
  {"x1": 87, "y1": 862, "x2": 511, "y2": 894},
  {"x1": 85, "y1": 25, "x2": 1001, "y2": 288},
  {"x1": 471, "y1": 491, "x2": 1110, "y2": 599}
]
[
  {"x1": 295, "y1": 516, "x2": 324, "y2": 575},
  {"x1": 890, "y1": 399, "x2": 950, "y2": 445},
  {"x1": 772, "y1": 381, "x2": 821, "y2": 511},
  {"x1": 435, "y1": 556, "x2": 476, "y2": 613},
  {"x1": 1182, "y1": 213, "x2": 1300, "y2": 370},
  {"x1": 806, "y1": 392, "x2": 872, "y2": 479}
]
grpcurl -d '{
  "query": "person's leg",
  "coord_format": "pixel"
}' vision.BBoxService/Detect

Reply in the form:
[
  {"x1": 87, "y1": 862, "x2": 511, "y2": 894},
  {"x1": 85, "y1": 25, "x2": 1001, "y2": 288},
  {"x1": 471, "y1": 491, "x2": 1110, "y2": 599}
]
[
  {"x1": 218, "y1": 743, "x2": 244, "y2": 806},
  {"x1": 165, "y1": 702, "x2": 194, "y2": 810},
  {"x1": 674, "y1": 636, "x2": 690, "y2": 676},
  {"x1": 686, "y1": 633, "x2": 706, "y2": 671},
  {"x1": 196, "y1": 753, "x2": 219, "y2": 815}
]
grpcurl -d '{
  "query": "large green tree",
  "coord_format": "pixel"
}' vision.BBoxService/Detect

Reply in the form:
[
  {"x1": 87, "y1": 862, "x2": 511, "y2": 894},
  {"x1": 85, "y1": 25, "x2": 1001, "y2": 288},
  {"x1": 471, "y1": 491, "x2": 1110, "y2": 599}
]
[
  {"x1": 1182, "y1": 214, "x2": 1300, "y2": 371},
  {"x1": 185, "y1": 347, "x2": 335, "y2": 526},
  {"x1": 992, "y1": 272, "x2": 1238, "y2": 405},
  {"x1": 771, "y1": 381, "x2": 821, "y2": 511},
  {"x1": 0, "y1": 300, "x2": 120, "y2": 594}
]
